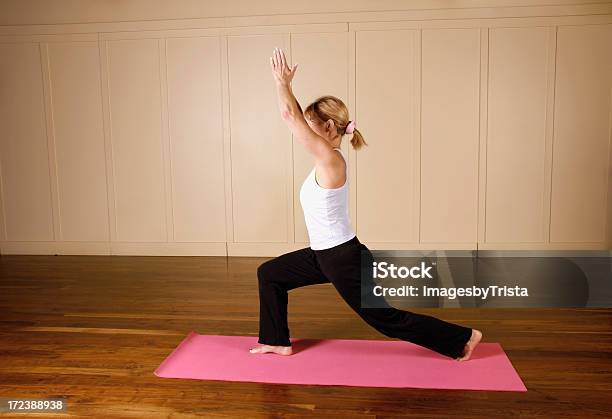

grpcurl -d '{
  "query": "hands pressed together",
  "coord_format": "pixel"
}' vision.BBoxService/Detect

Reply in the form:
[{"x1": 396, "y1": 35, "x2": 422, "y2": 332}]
[{"x1": 270, "y1": 47, "x2": 297, "y2": 86}]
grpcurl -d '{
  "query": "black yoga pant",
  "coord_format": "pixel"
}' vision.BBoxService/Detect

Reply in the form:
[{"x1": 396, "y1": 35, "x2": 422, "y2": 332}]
[{"x1": 256, "y1": 235, "x2": 473, "y2": 359}]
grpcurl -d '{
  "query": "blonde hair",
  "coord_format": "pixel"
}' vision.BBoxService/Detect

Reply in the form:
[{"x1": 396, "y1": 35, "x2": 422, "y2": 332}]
[{"x1": 303, "y1": 95, "x2": 368, "y2": 151}]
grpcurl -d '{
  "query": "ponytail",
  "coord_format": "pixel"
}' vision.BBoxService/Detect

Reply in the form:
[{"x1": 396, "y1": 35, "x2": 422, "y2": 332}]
[{"x1": 349, "y1": 128, "x2": 367, "y2": 150}]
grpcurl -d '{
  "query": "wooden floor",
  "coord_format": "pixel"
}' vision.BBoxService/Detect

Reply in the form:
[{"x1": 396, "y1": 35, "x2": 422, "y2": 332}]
[{"x1": 0, "y1": 255, "x2": 610, "y2": 418}]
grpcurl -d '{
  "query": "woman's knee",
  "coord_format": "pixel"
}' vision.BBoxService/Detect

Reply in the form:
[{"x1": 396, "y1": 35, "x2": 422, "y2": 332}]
[{"x1": 257, "y1": 260, "x2": 276, "y2": 282}]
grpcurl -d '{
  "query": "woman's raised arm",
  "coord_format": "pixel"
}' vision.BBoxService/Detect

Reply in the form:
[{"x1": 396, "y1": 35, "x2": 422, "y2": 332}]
[{"x1": 270, "y1": 47, "x2": 333, "y2": 161}]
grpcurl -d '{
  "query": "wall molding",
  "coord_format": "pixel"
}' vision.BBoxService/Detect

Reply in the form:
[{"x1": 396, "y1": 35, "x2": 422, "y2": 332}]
[{"x1": 0, "y1": 2, "x2": 611, "y2": 36}]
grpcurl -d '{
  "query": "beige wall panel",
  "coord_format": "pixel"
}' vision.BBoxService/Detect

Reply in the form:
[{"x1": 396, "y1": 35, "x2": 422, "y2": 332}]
[
  {"x1": 106, "y1": 39, "x2": 167, "y2": 242},
  {"x1": 0, "y1": 42, "x2": 54, "y2": 241},
  {"x1": 47, "y1": 41, "x2": 109, "y2": 242},
  {"x1": 485, "y1": 27, "x2": 551, "y2": 243},
  {"x1": 1, "y1": 8, "x2": 611, "y2": 256},
  {"x1": 228, "y1": 34, "x2": 290, "y2": 242},
  {"x1": 421, "y1": 28, "x2": 480, "y2": 244},
  {"x1": 290, "y1": 31, "x2": 348, "y2": 245},
  {"x1": 356, "y1": 30, "x2": 416, "y2": 243},
  {"x1": 165, "y1": 36, "x2": 226, "y2": 242},
  {"x1": 550, "y1": 24, "x2": 612, "y2": 244}
]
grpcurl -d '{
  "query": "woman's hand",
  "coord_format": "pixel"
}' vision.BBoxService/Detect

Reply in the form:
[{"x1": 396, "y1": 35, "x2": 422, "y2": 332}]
[{"x1": 270, "y1": 47, "x2": 297, "y2": 86}]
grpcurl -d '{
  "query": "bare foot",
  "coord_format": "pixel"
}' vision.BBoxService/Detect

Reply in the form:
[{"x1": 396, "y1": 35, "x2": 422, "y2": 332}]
[
  {"x1": 249, "y1": 344, "x2": 293, "y2": 356},
  {"x1": 456, "y1": 329, "x2": 482, "y2": 362}
]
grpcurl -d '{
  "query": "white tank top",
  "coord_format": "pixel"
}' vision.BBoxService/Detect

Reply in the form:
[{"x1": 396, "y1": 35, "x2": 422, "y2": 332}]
[{"x1": 299, "y1": 148, "x2": 356, "y2": 250}]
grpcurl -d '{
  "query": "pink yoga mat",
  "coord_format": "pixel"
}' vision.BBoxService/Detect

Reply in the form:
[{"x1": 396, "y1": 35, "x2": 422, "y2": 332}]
[{"x1": 154, "y1": 332, "x2": 527, "y2": 392}]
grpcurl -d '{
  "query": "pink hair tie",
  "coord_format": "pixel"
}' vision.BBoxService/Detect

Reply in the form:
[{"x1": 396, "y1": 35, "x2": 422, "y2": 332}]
[{"x1": 345, "y1": 120, "x2": 356, "y2": 134}]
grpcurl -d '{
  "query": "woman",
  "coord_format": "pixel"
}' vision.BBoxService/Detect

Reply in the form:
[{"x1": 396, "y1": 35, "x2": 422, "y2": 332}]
[{"x1": 249, "y1": 47, "x2": 482, "y2": 361}]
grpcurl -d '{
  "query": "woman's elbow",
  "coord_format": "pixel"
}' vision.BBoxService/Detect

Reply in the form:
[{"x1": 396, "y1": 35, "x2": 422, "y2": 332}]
[{"x1": 281, "y1": 109, "x2": 296, "y2": 121}]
